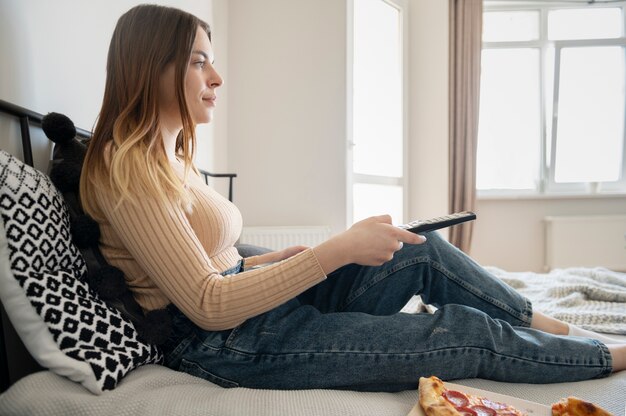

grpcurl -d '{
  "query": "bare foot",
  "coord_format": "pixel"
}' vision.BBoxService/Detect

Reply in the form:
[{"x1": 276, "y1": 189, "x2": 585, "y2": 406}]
[
  {"x1": 530, "y1": 311, "x2": 568, "y2": 335},
  {"x1": 608, "y1": 344, "x2": 626, "y2": 372}
]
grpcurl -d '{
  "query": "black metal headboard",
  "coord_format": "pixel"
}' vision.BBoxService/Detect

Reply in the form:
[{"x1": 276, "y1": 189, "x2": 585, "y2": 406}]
[
  {"x1": 0, "y1": 100, "x2": 93, "y2": 166},
  {"x1": 0, "y1": 98, "x2": 236, "y2": 392},
  {"x1": 0, "y1": 99, "x2": 60, "y2": 392},
  {"x1": 0, "y1": 99, "x2": 236, "y2": 200}
]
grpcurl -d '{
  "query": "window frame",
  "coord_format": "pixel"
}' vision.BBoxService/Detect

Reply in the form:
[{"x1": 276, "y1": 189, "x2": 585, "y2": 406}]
[{"x1": 479, "y1": 1, "x2": 626, "y2": 198}]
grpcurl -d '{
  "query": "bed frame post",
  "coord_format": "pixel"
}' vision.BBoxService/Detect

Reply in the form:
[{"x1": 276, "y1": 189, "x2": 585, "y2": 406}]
[
  {"x1": 0, "y1": 305, "x2": 11, "y2": 392},
  {"x1": 19, "y1": 116, "x2": 33, "y2": 167}
]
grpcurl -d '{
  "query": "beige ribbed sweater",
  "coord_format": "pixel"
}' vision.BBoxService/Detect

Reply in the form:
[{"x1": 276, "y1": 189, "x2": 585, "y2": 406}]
[{"x1": 94, "y1": 167, "x2": 326, "y2": 331}]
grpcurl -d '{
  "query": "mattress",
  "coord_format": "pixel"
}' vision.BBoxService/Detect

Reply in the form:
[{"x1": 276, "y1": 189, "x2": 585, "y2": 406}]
[{"x1": 1, "y1": 349, "x2": 625, "y2": 416}]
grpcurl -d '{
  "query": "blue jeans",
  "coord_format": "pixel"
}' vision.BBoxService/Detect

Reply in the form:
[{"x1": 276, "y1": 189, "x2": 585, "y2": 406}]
[{"x1": 161, "y1": 231, "x2": 612, "y2": 391}]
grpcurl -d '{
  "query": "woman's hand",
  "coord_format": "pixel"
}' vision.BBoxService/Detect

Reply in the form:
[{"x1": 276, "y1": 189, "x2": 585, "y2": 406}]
[
  {"x1": 273, "y1": 245, "x2": 309, "y2": 262},
  {"x1": 313, "y1": 215, "x2": 426, "y2": 274},
  {"x1": 244, "y1": 245, "x2": 309, "y2": 269}
]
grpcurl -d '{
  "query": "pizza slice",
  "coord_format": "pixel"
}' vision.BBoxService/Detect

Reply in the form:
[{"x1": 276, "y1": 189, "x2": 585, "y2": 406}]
[
  {"x1": 417, "y1": 376, "x2": 615, "y2": 416},
  {"x1": 418, "y1": 376, "x2": 527, "y2": 416},
  {"x1": 551, "y1": 397, "x2": 613, "y2": 416}
]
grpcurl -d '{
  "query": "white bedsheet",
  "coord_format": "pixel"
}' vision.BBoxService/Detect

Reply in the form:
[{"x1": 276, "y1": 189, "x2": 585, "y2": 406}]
[
  {"x1": 0, "y1": 365, "x2": 418, "y2": 416},
  {"x1": 2, "y1": 267, "x2": 626, "y2": 416},
  {"x1": 1, "y1": 354, "x2": 625, "y2": 416},
  {"x1": 488, "y1": 266, "x2": 626, "y2": 334}
]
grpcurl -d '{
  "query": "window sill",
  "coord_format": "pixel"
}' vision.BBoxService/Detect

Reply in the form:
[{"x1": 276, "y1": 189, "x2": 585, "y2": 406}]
[{"x1": 477, "y1": 191, "x2": 626, "y2": 201}]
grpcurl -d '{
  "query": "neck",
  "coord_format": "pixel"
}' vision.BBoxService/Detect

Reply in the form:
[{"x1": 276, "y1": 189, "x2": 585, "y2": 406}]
[{"x1": 161, "y1": 125, "x2": 181, "y2": 162}]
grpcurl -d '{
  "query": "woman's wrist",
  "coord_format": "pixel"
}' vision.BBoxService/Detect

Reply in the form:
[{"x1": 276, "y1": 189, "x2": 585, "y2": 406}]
[
  {"x1": 243, "y1": 255, "x2": 259, "y2": 270},
  {"x1": 312, "y1": 235, "x2": 351, "y2": 275},
  {"x1": 243, "y1": 252, "x2": 279, "y2": 270}
]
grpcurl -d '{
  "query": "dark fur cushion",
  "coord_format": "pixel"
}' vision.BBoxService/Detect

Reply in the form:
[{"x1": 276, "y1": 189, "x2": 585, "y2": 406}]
[
  {"x1": 42, "y1": 112, "x2": 173, "y2": 345},
  {"x1": 40, "y1": 111, "x2": 272, "y2": 351}
]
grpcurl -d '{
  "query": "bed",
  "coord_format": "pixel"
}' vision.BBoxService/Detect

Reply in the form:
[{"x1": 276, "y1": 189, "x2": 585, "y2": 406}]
[{"x1": 0, "y1": 99, "x2": 625, "y2": 416}]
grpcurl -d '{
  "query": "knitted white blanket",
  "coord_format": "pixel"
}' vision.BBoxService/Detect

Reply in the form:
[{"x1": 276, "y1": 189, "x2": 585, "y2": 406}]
[{"x1": 486, "y1": 266, "x2": 626, "y2": 335}]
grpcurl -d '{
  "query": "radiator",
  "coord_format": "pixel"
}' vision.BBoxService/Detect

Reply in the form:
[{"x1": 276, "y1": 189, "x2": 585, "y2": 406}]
[
  {"x1": 544, "y1": 215, "x2": 626, "y2": 272},
  {"x1": 240, "y1": 226, "x2": 332, "y2": 251}
]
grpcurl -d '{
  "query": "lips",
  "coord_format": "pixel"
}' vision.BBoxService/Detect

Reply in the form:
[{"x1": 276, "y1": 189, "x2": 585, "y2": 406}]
[{"x1": 202, "y1": 95, "x2": 216, "y2": 107}]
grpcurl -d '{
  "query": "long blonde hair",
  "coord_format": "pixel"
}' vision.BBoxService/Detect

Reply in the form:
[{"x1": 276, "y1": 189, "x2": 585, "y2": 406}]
[{"x1": 80, "y1": 4, "x2": 210, "y2": 220}]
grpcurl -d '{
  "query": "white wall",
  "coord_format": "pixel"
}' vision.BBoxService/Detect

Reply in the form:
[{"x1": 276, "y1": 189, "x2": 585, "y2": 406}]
[
  {"x1": 472, "y1": 197, "x2": 626, "y2": 272},
  {"x1": 407, "y1": 0, "x2": 450, "y2": 224},
  {"x1": 0, "y1": 0, "x2": 452, "y2": 239},
  {"x1": 8, "y1": 0, "x2": 616, "y2": 272},
  {"x1": 224, "y1": 0, "x2": 450, "y2": 236},
  {"x1": 224, "y1": 0, "x2": 348, "y2": 235},
  {"x1": 0, "y1": 0, "x2": 218, "y2": 172},
  {"x1": 223, "y1": 0, "x2": 625, "y2": 273}
]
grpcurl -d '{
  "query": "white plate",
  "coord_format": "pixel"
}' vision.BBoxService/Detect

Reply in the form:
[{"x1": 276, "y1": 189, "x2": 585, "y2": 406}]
[{"x1": 406, "y1": 382, "x2": 551, "y2": 416}]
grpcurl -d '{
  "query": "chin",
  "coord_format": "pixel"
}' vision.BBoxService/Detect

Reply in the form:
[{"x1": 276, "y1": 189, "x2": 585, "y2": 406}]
[{"x1": 194, "y1": 112, "x2": 214, "y2": 125}]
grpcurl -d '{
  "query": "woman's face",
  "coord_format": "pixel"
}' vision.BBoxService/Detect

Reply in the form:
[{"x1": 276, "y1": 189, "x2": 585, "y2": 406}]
[{"x1": 159, "y1": 26, "x2": 223, "y2": 129}]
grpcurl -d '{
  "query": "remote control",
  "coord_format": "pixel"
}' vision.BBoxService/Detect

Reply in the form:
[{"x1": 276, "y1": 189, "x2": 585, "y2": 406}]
[{"x1": 398, "y1": 211, "x2": 476, "y2": 234}]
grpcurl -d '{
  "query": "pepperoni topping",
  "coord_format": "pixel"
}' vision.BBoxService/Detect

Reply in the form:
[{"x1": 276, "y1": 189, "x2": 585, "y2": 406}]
[
  {"x1": 470, "y1": 405, "x2": 498, "y2": 416},
  {"x1": 443, "y1": 388, "x2": 520, "y2": 416},
  {"x1": 481, "y1": 398, "x2": 508, "y2": 410},
  {"x1": 456, "y1": 407, "x2": 478, "y2": 416},
  {"x1": 443, "y1": 390, "x2": 470, "y2": 408}
]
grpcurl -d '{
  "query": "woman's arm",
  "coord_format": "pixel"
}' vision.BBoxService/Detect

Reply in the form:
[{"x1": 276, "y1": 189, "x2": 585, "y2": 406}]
[
  {"x1": 96, "y1": 191, "x2": 326, "y2": 331},
  {"x1": 245, "y1": 215, "x2": 426, "y2": 273},
  {"x1": 313, "y1": 215, "x2": 427, "y2": 275},
  {"x1": 244, "y1": 246, "x2": 309, "y2": 269},
  {"x1": 246, "y1": 216, "x2": 427, "y2": 274}
]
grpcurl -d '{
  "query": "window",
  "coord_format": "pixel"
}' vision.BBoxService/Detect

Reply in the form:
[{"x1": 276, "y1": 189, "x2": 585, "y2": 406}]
[
  {"x1": 348, "y1": 0, "x2": 407, "y2": 224},
  {"x1": 478, "y1": 2, "x2": 626, "y2": 196}
]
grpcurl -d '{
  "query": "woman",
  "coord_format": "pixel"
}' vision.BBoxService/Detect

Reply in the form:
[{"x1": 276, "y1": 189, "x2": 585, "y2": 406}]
[{"x1": 80, "y1": 4, "x2": 625, "y2": 391}]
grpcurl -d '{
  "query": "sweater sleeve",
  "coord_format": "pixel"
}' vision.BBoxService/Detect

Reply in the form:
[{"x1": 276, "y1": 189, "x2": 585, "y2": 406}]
[{"x1": 96, "y1": 191, "x2": 326, "y2": 331}]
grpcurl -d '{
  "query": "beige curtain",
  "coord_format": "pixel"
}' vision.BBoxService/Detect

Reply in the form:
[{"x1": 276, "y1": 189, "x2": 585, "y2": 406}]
[{"x1": 448, "y1": 0, "x2": 483, "y2": 253}]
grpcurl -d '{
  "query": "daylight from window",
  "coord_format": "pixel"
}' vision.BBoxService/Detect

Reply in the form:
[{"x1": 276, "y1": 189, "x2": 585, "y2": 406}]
[
  {"x1": 478, "y1": 4, "x2": 626, "y2": 195},
  {"x1": 555, "y1": 46, "x2": 625, "y2": 183},
  {"x1": 351, "y1": 0, "x2": 404, "y2": 222},
  {"x1": 477, "y1": 48, "x2": 541, "y2": 190}
]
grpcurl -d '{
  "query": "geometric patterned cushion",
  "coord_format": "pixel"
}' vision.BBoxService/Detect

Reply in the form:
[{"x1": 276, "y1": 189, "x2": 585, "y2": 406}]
[
  {"x1": 0, "y1": 150, "x2": 162, "y2": 394},
  {"x1": 0, "y1": 152, "x2": 86, "y2": 279}
]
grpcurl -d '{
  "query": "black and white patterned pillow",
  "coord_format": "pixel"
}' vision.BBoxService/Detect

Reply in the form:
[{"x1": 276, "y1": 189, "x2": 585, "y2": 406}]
[
  {"x1": 0, "y1": 150, "x2": 162, "y2": 394},
  {"x1": 1, "y1": 151, "x2": 86, "y2": 279}
]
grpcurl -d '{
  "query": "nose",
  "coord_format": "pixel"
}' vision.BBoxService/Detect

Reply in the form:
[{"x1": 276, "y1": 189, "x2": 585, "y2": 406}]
[{"x1": 209, "y1": 66, "x2": 223, "y2": 88}]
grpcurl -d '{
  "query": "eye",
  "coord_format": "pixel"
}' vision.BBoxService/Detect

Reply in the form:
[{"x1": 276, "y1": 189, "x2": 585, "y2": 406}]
[{"x1": 194, "y1": 60, "x2": 206, "y2": 69}]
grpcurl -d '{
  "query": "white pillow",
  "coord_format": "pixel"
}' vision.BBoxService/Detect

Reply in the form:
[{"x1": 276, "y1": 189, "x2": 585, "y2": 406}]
[
  {"x1": 0, "y1": 223, "x2": 100, "y2": 392},
  {"x1": 0, "y1": 150, "x2": 161, "y2": 394}
]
